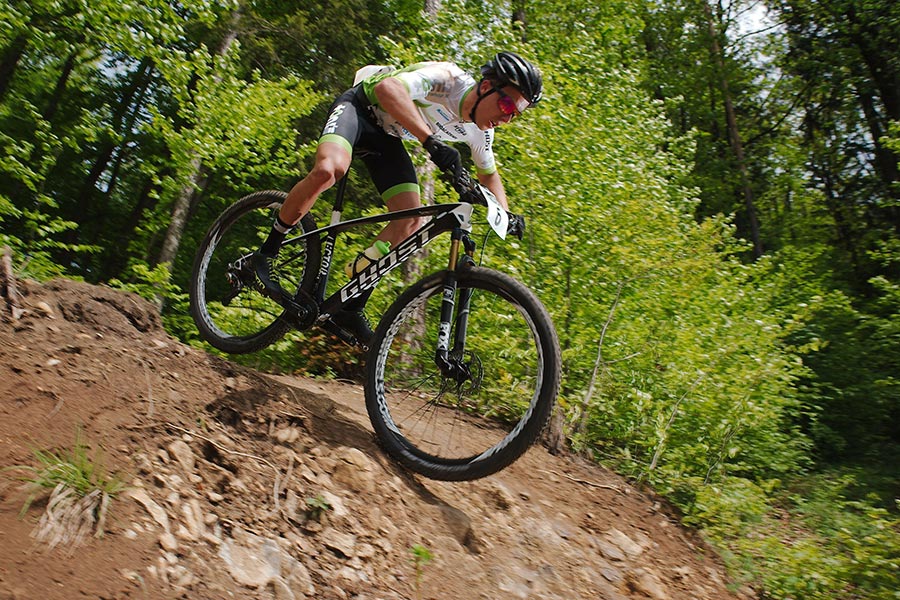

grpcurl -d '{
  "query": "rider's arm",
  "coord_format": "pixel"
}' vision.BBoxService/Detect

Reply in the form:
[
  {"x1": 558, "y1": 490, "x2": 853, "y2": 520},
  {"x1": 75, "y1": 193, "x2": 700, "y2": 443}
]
[
  {"x1": 373, "y1": 78, "x2": 433, "y2": 143},
  {"x1": 478, "y1": 171, "x2": 509, "y2": 210}
]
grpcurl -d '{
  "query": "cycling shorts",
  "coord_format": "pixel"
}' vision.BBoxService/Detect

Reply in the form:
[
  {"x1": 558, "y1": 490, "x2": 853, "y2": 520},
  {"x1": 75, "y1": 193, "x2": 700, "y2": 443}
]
[{"x1": 318, "y1": 86, "x2": 419, "y2": 202}]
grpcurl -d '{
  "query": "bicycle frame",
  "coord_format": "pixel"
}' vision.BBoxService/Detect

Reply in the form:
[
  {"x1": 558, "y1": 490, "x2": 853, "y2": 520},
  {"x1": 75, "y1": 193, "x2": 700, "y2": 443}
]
[
  {"x1": 191, "y1": 173, "x2": 557, "y2": 480},
  {"x1": 278, "y1": 174, "x2": 481, "y2": 362}
]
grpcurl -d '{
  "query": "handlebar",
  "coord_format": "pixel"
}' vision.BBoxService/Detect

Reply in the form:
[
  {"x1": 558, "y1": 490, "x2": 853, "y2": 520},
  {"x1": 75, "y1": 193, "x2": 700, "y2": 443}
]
[
  {"x1": 444, "y1": 170, "x2": 525, "y2": 240},
  {"x1": 450, "y1": 169, "x2": 487, "y2": 206}
]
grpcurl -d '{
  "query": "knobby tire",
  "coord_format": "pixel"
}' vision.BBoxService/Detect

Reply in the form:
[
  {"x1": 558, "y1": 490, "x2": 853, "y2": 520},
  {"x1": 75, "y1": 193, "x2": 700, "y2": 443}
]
[
  {"x1": 189, "y1": 190, "x2": 320, "y2": 354},
  {"x1": 365, "y1": 266, "x2": 561, "y2": 481}
]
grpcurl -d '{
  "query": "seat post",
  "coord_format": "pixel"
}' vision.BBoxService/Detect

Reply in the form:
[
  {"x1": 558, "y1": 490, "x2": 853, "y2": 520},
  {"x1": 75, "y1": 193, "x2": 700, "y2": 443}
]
[{"x1": 332, "y1": 172, "x2": 350, "y2": 213}]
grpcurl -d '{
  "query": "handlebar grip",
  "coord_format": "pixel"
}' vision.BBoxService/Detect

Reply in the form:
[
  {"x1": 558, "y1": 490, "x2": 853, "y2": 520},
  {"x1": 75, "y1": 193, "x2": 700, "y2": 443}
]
[
  {"x1": 446, "y1": 170, "x2": 486, "y2": 205},
  {"x1": 507, "y1": 212, "x2": 526, "y2": 239}
]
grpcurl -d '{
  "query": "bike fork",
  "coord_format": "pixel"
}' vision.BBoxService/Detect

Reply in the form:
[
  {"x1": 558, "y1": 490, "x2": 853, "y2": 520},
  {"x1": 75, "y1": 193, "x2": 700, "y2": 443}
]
[{"x1": 434, "y1": 229, "x2": 476, "y2": 381}]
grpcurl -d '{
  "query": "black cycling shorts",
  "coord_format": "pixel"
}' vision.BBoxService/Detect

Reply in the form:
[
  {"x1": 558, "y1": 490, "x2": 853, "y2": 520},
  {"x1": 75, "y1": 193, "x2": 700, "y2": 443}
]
[{"x1": 318, "y1": 86, "x2": 419, "y2": 202}]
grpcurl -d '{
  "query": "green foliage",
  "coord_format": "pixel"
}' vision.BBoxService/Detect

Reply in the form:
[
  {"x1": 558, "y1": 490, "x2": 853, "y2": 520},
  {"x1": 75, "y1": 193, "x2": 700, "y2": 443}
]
[
  {"x1": 109, "y1": 261, "x2": 182, "y2": 303},
  {"x1": 108, "y1": 260, "x2": 197, "y2": 338},
  {"x1": 289, "y1": 330, "x2": 365, "y2": 381},
  {"x1": 784, "y1": 289, "x2": 900, "y2": 466},
  {"x1": 4, "y1": 429, "x2": 126, "y2": 517},
  {"x1": 693, "y1": 473, "x2": 900, "y2": 600},
  {"x1": 149, "y1": 47, "x2": 324, "y2": 186},
  {"x1": 0, "y1": 96, "x2": 99, "y2": 278},
  {"x1": 409, "y1": 543, "x2": 435, "y2": 600},
  {"x1": 1, "y1": 0, "x2": 897, "y2": 595},
  {"x1": 305, "y1": 494, "x2": 332, "y2": 522}
]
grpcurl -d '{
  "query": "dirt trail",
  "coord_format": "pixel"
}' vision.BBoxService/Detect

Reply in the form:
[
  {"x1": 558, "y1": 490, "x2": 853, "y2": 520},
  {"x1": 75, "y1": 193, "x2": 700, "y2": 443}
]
[{"x1": 0, "y1": 279, "x2": 747, "y2": 599}]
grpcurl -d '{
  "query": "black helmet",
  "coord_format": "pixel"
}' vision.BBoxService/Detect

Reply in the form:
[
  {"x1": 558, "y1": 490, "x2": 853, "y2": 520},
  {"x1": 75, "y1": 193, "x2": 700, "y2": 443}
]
[{"x1": 481, "y1": 51, "x2": 543, "y2": 105}]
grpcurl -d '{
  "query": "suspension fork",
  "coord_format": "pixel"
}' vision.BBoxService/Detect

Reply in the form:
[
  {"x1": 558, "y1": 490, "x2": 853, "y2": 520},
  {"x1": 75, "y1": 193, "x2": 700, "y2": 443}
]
[{"x1": 434, "y1": 228, "x2": 477, "y2": 381}]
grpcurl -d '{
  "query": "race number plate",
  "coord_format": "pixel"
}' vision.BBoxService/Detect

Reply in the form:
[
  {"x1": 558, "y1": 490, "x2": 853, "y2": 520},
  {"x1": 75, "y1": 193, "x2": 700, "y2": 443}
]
[{"x1": 480, "y1": 185, "x2": 509, "y2": 239}]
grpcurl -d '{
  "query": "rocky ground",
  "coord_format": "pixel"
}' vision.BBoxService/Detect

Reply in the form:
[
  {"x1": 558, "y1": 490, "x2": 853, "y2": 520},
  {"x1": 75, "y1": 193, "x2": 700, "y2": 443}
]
[{"x1": 0, "y1": 278, "x2": 750, "y2": 600}]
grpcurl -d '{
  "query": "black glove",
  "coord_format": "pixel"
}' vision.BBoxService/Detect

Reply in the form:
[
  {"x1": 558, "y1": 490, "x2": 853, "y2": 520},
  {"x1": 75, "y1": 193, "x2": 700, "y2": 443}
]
[
  {"x1": 424, "y1": 135, "x2": 472, "y2": 195},
  {"x1": 507, "y1": 212, "x2": 526, "y2": 240},
  {"x1": 423, "y1": 135, "x2": 462, "y2": 175}
]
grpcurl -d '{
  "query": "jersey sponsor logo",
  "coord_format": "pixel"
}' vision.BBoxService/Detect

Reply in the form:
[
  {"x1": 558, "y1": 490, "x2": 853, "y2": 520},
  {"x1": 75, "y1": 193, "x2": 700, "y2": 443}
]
[
  {"x1": 322, "y1": 103, "x2": 347, "y2": 135},
  {"x1": 434, "y1": 120, "x2": 459, "y2": 140},
  {"x1": 385, "y1": 123, "x2": 410, "y2": 139},
  {"x1": 454, "y1": 125, "x2": 467, "y2": 136}
]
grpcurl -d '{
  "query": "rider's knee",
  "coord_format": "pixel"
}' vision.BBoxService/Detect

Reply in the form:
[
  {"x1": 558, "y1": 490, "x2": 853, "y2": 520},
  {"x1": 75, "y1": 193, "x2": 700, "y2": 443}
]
[
  {"x1": 308, "y1": 159, "x2": 346, "y2": 189},
  {"x1": 398, "y1": 217, "x2": 423, "y2": 240}
]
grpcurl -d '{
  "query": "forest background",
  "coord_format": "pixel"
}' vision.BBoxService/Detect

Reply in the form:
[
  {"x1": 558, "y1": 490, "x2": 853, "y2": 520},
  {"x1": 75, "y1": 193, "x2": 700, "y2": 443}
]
[{"x1": 1, "y1": 0, "x2": 897, "y2": 598}]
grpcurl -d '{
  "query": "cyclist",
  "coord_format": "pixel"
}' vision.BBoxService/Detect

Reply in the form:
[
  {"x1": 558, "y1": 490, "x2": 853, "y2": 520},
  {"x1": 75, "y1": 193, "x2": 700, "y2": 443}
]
[{"x1": 253, "y1": 51, "x2": 543, "y2": 344}]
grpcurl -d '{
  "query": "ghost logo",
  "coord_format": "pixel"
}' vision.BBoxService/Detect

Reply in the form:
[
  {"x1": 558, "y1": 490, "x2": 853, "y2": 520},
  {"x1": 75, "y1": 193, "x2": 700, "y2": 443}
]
[
  {"x1": 322, "y1": 104, "x2": 346, "y2": 135},
  {"x1": 339, "y1": 224, "x2": 437, "y2": 303}
]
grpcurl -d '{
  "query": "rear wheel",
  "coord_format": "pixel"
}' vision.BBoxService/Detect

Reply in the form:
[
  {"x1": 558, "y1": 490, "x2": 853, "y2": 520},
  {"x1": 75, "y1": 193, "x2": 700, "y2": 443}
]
[
  {"x1": 365, "y1": 267, "x2": 561, "y2": 480},
  {"x1": 189, "y1": 191, "x2": 320, "y2": 354}
]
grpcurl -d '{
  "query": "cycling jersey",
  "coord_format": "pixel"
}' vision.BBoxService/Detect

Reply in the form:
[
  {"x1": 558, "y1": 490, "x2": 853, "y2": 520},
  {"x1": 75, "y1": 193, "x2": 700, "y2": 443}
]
[
  {"x1": 361, "y1": 62, "x2": 497, "y2": 175},
  {"x1": 316, "y1": 61, "x2": 498, "y2": 202}
]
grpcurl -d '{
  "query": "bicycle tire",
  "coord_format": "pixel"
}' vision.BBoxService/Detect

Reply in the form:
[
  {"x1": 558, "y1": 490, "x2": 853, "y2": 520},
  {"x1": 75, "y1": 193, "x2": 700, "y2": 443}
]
[
  {"x1": 365, "y1": 266, "x2": 561, "y2": 481},
  {"x1": 189, "y1": 190, "x2": 320, "y2": 354}
]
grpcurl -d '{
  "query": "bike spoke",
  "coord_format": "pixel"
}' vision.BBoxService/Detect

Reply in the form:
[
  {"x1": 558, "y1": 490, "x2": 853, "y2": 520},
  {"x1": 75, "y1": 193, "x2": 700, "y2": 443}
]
[
  {"x1": 189, "y1": 191, "x2": 321, "y2": 354},
  {"x1": 367, "y1": 267, "x2": 560, "y2": 480}
]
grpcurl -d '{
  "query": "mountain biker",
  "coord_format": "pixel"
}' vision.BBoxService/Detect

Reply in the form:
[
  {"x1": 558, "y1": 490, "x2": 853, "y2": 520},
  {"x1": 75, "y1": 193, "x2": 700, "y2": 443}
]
[{"x1": 252, "y1": 51, "x2": 543, "y2": 344}]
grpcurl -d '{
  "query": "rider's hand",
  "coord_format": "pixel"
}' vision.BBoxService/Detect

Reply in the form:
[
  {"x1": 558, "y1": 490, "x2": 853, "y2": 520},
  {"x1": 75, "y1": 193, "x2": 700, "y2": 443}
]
[
  {"x1": 507, "y1": 212, "x2": 526, "y2": 240},
  {"x1": 423, "y1": 135, "x2": 462, "y2": 175},
  {"x1": 424, "y1": 135, "x2": 472, "y2": 195}
]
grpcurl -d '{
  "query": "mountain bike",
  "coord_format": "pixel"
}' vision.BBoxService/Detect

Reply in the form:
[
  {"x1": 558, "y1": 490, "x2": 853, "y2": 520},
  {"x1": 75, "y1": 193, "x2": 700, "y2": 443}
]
[{"x1": 188, "y1": 173, "x2": 561, "y2": 481}]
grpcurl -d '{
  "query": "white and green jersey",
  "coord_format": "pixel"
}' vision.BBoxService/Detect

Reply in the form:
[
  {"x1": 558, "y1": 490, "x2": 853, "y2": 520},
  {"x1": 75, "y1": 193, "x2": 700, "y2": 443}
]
[{"x1": 361, "y1": 62, "x2": 497, "y2": 175}]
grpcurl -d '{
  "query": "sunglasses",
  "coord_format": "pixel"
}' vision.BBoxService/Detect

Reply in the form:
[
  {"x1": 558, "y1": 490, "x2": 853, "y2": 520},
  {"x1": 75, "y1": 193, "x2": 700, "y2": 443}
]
[{"x1": 496, "y1": 88, "x2": 524, "y2": 119}]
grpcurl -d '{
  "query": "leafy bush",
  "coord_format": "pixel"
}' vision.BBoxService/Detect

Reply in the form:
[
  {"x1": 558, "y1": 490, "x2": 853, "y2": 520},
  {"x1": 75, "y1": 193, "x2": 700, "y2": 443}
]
[{"x1": 688, "y1": 473, "x2": 900, "y2": 600}]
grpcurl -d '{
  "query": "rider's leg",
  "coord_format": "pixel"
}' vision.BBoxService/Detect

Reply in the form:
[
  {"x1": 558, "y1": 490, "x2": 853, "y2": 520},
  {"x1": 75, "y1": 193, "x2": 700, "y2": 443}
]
[
  {"x1": 344, "y1": 188, "x2": 423, "y2": 279},
  {"x1": 254, "y1": 141, "x2": 351, "y2": 298},
  {"x1": 337, "y1": 189, "x2": 423, "y2": 345},
  {"x1": 260, "y1": 141, "x2": 351, "y2": 255},
  {"x1": 254, "y1": 82, "x2": 362, "y2": 299},
  {"x1": 375, "y1": 190, "x2": 424, "y2": 247},
  {"x1": 353, "y1": 134, "x2": 423, "y2": 262}
]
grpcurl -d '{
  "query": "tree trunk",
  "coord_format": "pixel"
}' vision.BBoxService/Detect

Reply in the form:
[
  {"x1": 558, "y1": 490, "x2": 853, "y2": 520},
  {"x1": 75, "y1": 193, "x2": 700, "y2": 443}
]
[
  {"x1": 76, "y1": 58, "x2": 154, "y2": 224},
  {"x1": 702, "y1": 1, "x2": 763, "y2": 258},
  {"x1": 1, "y1": 246, "x2": 23, "y2": 320},
  {"x1": 156, "y1": 159, "x2": 210, "y2": 270},
  {"x1": 25, "y1": 41, "x2": 85, "y2": 188},
  {"x1": 42, "y1": 45, "x2": 82, "y2": 122},
  {"x1": 844, "y1": 3, "x2": 900, "y2": 124},
  {"x1": 108, "y1": 178, "x2": 161, "y2": 278},
  {"x1": 512, "y1": 1, "x2": 528, "y2": 42},
  {"x1": 0, "y1": 33, "x2": 28, "y2": 102},
  {"x1": 857, "y1": 85, "x2": 900, "y2": 209},
  {"x1": 562, "y1": 257, "x2": 572, "y2": 353},
  {"x1": 396, "y1": 0, "x2": 442, "y2": 357},
  {"x1": 155, "y1": 10, "x2": 242, "y2": 278},
  {"x1": 573, "y1": 283, "x2": 624, "y2": 439}
]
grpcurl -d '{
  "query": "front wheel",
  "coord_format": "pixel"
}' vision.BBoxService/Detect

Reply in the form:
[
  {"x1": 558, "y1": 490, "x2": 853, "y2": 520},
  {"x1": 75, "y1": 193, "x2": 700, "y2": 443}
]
[
  {"x1": 189, "y1": 190, "x2": 320, "y2": 354},
  {"x1": 365, "y1": 267, "x2": 561, "y2": 481}
]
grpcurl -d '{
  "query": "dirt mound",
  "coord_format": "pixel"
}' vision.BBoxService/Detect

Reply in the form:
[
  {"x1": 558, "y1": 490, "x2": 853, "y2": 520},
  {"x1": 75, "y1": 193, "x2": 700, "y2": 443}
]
[{"x1": 0, "y1": 279, "x2": 747, "y2": 599}]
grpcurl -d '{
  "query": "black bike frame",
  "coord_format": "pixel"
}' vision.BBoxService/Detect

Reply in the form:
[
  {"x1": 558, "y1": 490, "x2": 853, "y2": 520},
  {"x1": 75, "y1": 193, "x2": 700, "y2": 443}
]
[{"x1": 277, "y1": 174, "x2": 482, "y2": 358}]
